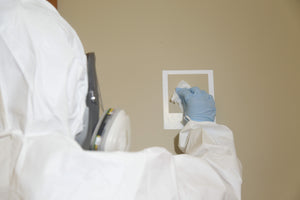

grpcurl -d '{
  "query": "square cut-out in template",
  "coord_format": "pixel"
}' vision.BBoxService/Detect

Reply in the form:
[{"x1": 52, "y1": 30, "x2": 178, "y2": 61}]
[
  {"x1": 168, "y1": 74, "x2": 209, "y2": 113},
  {"x1": 162, "y1": 70, "x2": 214, "y2": 130}
]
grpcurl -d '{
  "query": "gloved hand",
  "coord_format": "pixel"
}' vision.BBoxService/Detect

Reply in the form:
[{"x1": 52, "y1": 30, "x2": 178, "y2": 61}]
[{"x1": 175, "y1": 87, "x2": 216, "y2": 122}]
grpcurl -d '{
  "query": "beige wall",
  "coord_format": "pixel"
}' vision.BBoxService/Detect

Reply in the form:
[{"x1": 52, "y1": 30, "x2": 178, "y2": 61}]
[{"x1": 58, "y1": 1, "x2": 300, "y2": 199}]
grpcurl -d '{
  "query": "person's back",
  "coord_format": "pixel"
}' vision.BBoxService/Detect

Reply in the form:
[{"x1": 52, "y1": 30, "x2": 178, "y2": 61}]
[{"x1": 0, "y1": 0, "x2": 87, "y2": 137}]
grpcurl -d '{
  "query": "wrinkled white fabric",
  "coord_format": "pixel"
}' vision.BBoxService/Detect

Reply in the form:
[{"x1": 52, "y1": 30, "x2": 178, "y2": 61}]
[
  {"x1": 1, "y1": 122, "x2": 242, "y2": 200},
  {"x1": 0, "y1": 0, "x2": 242, "y2": 199},
  {"x1": 0, "y1": 0, "x2": 87, "y2": 138}
]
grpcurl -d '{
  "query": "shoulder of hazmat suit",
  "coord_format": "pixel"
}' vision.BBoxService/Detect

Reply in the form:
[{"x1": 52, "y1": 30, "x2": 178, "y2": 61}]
[{"x1": 0, "y1": 0, "x2": 242, "y2": 200}]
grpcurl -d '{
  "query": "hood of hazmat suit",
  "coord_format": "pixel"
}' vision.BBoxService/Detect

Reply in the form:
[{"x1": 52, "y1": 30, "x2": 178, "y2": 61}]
[
  {"x1": 0, "y1": 0, "x2": 242, "y2": 200},
  {"x1": 0, "y1": 0, "x2": 87, "y2": 138}
]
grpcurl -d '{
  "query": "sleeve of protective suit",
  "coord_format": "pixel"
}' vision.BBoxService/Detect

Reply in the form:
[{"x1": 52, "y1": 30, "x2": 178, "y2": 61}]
[
  {"x1": 6, "y1": 121, "x2": 242, "y2": 200},
  {"x1": 175, "y1": 121, "x2": 242, "y2": 199}
]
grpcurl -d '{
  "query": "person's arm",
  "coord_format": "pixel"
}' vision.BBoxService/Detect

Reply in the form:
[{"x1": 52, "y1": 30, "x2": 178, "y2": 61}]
[{"x1": 175, "y1": 87, "x2": 242, "y2": 200}]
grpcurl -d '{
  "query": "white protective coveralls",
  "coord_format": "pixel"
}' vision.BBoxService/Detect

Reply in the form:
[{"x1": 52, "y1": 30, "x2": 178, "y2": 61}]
[{"x1": 0, "y1": 0, "x2": 242, "y2": 199}]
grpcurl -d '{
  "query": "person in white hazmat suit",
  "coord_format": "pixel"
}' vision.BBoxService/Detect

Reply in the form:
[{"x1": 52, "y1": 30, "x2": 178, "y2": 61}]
[{"x1": 0, "y1": 0, "x2": 242, "y2": 199}]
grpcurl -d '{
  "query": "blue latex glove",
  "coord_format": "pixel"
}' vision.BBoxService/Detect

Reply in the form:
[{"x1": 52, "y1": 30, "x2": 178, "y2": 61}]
[{"x1": 175, "y1": 87, "x2": 216, "y2": 122}]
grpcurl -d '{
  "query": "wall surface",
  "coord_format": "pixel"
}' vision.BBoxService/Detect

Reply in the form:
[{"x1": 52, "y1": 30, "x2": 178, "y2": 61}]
[{"x1": 58, "y1": 0, "x2": 300, "y2": 199}]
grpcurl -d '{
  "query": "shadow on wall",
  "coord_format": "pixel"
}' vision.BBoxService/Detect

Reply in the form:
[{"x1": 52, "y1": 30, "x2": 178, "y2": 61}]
[
  {"x1": 290, "y1": 0, "x2": 300, "y2": 19},
  {"x1": 293, "y1": 0, "x2": 300, "y2": 10},
  {"x1": 173, "y1": 134, "x2": 184, "y2": 154}
]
